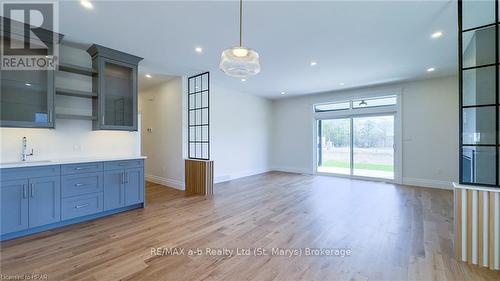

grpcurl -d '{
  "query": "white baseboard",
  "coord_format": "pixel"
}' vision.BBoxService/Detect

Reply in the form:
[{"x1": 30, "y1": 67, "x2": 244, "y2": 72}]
[
  {"x1": 146, "y1": 174, "x2": 185, "y2": 190},
  {"x1": 402, "y1": 177, "x2": 453, "y2": 190},
  {"x1": 269, "y1": 166, "x2": 312, "y2": 175},
  {"x1": 214, "y1": 168, "x2": 271, "y2": 184}
]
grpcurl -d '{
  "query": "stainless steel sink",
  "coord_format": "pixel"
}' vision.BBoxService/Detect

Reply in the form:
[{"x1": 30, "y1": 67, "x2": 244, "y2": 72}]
[{"x1": 1, "y1": 160, "x2": 52, "y2": 165}]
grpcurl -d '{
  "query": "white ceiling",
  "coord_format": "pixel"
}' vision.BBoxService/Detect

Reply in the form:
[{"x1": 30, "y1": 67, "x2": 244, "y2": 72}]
[{"x1": 59, "y1": 0, "x2": 458, "y2": 99}]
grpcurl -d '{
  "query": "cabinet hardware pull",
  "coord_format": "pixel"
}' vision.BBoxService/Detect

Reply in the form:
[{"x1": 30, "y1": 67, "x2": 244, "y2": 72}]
[
  {"x1": 75, "y1": 203, "x2": 89, "y2": 209},
  {"x1": 75, "y1": 183, "x2": 86, "y2": 187},
  {"x1": 118, "y1": 163, "x2": 126, "y2": 166},
  {"x1": 49, "y1": 110, "x2": 52, "y2": 123},
  {"x1": 122, "y1": 172, "x2": 125, "y2": 184},
  {"x1": 23, "y1": 184, "x2": 27, "y2": 199},
  {"x1": 75, "y1": 167, "x2": 89, "y2": 170},
  {"x1": 30, "y1": 184, "x2": 34, "y2": 198}
]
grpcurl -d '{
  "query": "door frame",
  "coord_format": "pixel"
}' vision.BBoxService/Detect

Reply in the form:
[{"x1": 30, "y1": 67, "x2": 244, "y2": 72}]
[{"x1": 312, "y1": 93, "x2": 403, "y2": 184}]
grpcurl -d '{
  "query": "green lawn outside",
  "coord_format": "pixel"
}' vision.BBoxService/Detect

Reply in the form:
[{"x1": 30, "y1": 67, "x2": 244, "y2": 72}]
[{"x1": 322, "y1": 160, "x2": 394, "y2": 172}]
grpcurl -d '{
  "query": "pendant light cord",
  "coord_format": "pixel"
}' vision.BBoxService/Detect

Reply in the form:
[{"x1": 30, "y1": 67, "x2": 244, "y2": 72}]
[{"x1": 239, "y1": 0, "x2": 243, "y2": 46}]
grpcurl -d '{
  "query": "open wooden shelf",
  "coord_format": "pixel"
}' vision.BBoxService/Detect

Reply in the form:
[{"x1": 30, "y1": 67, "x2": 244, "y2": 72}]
[
  {"x1": 56, "y1": 113, "x2": 97, "y2": 121},
  {"x1": 58, "y1": 63, "x2": 97, "y2": 76},
  {"x1": 56, "y1": 88, "x2": 97, "y2": 99}
]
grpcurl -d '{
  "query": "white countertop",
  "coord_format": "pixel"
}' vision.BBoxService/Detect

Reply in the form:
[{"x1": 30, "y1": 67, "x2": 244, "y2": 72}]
[
  {"x1": 453, "y1": 182, "x2": 500, "y2": 193},
  {"x1": 0, "y1": 156, "x2": 146, "y2": 169}
]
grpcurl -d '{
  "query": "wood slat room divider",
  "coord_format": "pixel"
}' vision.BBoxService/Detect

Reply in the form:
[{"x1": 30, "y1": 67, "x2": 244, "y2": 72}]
[{"x1": 454, "y1": 184, "x2": 500, "y2": 270}]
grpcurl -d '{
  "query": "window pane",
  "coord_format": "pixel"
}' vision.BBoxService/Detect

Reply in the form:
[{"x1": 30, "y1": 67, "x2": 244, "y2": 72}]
[
  {"x1": 463, "y1": 66, "x2": 496, "y2": 106},
  {"x1": 353, "y1": 116, "x2": 394, "y2": 179},
  {"x1": 462, "y1": 146, "x2": 496, "y2": 185},
  {"x1": 462, "y1": 0, "x2": 495, "y2": 30},
  {"x1": 317, "y1": 119, "x2": 351, "y2": 175},
  {"x1": 315, "y1": 102, "x2": 350, "y2": 112},
  {"x1": 352, "y1": 96, "x2": 397, "y2": 108},
  {"x1": 462, "y1": 26, "x2": 495, "y2": 68},
  {"x1": 462, "y1": 107, "x2": 496, "y2": 145}
]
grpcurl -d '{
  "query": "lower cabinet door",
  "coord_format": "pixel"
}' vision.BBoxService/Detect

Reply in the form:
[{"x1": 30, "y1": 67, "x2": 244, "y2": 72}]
[
  {"x1": 1, "y1": 179, "x2": 29, "y2": 234},
  {"x1": 124, "y1": 167, "x2": 144, "y2": 206},
  {"x1": 104, "y1": 169, "x2": 124, "y2": 211},
  {"x1": 28, "y1": 176, "x2": 61, "y2": 228}
]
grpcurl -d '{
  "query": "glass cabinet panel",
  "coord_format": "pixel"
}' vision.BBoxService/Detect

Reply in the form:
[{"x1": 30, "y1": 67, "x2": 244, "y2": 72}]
[
  {"x1": 103, "y1": 62, "x2": 134, "y2": 127},
  {"x1": 1, "y1": 70, "x2": 51, "y2": 124}
]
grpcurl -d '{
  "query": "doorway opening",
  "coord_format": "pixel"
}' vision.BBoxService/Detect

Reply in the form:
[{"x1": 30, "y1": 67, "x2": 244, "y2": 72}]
[{"x1": 314, "y1": 95, "x2": 400, "y2": 182}]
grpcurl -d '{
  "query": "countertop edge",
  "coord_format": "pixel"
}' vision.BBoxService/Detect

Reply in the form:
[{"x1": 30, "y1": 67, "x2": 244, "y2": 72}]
[{"x1": 0, "y1": 156, "x2": 147, "y2": 169}]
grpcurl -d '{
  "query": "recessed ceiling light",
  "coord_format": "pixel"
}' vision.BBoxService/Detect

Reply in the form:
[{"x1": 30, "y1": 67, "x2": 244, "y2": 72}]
[
  {"x1": 80, "y1": 0, "x2": 94, "y2": 10},
  {"x1": 145, "y1": 74, "x2": 152, "y2": 78},
  {"x1": 195, "y1": 47, "x2": 203, "y2": 53},
  {"x1": 280, "y1": 91, "x2": 286, "y2": 95},
  {"x1": 431, "y1": 31, "x2": 443, "y2": 39},
  {"x1": 25, "y1": 83, "x2": 32, "y2": 86},
  {"x1": 427, "y1": 67, "x2": 435, "y2": 72},
  {"x1": 339, "y1": 82, "x2": 345, "y2": 86},
  {"x1": 310, "y1": 61, "x2": 317, "y2": 66},
  {"x1": 241, "y1": 78, "x2": 246, "y2": 82}
]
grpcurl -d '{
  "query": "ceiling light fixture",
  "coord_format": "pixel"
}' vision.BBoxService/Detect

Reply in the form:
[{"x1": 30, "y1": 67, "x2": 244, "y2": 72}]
[
  {"x1": 427, "y1": 67, "x2": 435, "y2": 72},
  {"x1": 431, "y1": 31, "x2": 443, "y2": 38},
  {"x1": 145, "y1": 74, "x2": 152, "y2": 78},
  {"x1": 310, "y1": 61, "x2": 317, "y2": 66},
  {"x1": 241, "y1": 78, "x2": 246, "y2": 82},
  {"x1": 195, "y1": 47, "x2": 203, "y2": 53},
  {"x1": 339, "y1": 82, "x2": 345, "y2": 86},
  {"x1": 80, "y1": 0, "x2": 94, "y2": 10},
  {"x1": 280, "y1": 91, "x2": 286, "y2": 95},
  {"x1": 219, "y1": 0, "x2": 260, "y2": 78},
  {"x1": 25, "y1": 83, "x2": 32, "y2": 86}
]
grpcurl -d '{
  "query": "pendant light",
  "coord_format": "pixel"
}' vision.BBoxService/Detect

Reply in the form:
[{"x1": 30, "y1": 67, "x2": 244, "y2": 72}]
[{"x1": 219, "y1": 0, "x2": 260, "y2": 78}]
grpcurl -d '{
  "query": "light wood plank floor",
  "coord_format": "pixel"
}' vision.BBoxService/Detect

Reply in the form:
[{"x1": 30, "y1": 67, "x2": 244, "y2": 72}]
[{"x1": 1, "y1": 172, "x2": 499, "y2": 281}]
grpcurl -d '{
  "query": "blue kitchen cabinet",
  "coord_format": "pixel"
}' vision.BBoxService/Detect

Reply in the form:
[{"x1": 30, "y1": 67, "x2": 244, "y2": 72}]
[
  {"x1": 1, "y1": 179, "x2": 29, "y2": 234},
  {"x1": 103, "y1": 169, "x2": 124, "y2": 211},
  {"x1": 28, "y1": 176, "x2": 61, "y2": 228},
  {"x1": 124, "y1": 167, "x2": 144, "y2": 206}
]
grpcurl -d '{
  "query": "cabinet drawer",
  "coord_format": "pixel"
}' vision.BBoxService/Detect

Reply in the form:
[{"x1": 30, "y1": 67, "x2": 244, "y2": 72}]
[
  {"x1": 61, "y1": 162, "x2": 103, "y2": 175},
  {"x1": 1, "y1": 165, "x2": 60, "y2": 181},
  {"x1": 61, "y1": 172, "x2": 103, "y2": 198},
  {"x1": 61, "y1": 193, "x2": 103, "y2": 220},
  {"x1": 104, "y1": 160, "x2": 143, "y2": 171}
]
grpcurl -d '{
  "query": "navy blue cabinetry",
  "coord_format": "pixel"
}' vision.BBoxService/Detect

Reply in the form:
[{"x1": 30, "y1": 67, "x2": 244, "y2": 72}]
[{"x1": 0, "y1": 159, "x2": 144, "y2": 240}]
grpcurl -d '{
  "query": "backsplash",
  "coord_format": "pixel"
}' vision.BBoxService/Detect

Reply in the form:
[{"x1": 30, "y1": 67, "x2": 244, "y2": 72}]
[{"x1": 0, "y1": 119, "x2": 140, "y2": 163}]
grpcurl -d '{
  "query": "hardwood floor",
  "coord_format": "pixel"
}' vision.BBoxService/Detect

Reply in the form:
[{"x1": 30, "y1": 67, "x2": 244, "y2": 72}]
[{"x1": 1, "y1": 172, "x2": 499, "y2": 281}]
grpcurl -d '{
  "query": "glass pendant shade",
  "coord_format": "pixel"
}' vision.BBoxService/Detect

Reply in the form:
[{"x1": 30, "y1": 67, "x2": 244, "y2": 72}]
[{"x1": 219, "y1": 46, "x2": 260, "y2": 78}]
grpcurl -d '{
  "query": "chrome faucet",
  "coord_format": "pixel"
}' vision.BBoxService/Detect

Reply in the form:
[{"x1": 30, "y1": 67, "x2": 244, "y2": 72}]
[{"x1": 21, "y1": 137, "x2": 34, "y2": 161}]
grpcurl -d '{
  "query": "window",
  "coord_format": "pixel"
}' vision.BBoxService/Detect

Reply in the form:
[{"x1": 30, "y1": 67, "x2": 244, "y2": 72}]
[
  {"x1": 352, "y1": 96, "x2": 397, "y2": 109},
  {"x1": 314, "y1": 101, "x2": 350, "y2": 112}
]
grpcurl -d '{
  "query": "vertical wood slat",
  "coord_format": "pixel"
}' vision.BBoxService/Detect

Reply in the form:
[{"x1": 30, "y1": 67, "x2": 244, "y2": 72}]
[
  {"x1": 478, "y1": 191, "x2": 484, "y2": 266},
  {"x1": 467, "y1": 190, "x2": 473, "y2": 264},
  {"x1": 185, "y1": 159, "x2": 214, "y2": 196},
  {"x1": 489, "y1": 192, "x2": 495, "y2": 270},
  {"x1": 456, "y1": 189, "x2": 462, "y2": 259}
]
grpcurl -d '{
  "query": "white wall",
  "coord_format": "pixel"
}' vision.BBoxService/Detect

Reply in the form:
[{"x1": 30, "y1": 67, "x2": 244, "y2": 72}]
[
  {"x1": 138, "y1": 79, "x2": 272, "y2": 188},
  {"x1": 0, "y1": 44, "x2": 140, "y2": 163},
  {"x1": 211, "y1": 84, "x2": 272, "y2": 182},
  {"x1": 271, "y1": 76, "x2": 459, "y2": 189},
  {"x1": 139, "y1": 78, "x2": 184, "y2": 189}
]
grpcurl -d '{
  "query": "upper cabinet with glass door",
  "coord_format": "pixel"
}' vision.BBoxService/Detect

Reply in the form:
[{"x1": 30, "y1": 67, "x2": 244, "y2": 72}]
[
  {"x1": 87, "y1": 44, "x2": 143, "y2": 131},
  {"x1": 0, "y1": 19, "x2": 63, "y2": 128}
]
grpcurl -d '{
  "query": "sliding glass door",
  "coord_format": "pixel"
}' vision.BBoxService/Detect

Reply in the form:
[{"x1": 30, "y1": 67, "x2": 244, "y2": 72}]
[{"x1": 317, "y1": 115, "x2": 395, "y2": 180}]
